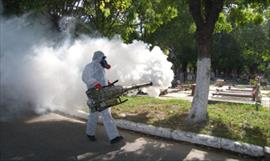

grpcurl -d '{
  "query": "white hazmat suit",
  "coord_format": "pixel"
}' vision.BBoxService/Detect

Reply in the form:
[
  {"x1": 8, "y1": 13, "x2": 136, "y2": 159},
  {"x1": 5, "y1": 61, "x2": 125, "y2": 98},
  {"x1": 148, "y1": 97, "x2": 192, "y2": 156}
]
[{"x1": 82, "y1": 51, "x2": 120, "y2": 141}]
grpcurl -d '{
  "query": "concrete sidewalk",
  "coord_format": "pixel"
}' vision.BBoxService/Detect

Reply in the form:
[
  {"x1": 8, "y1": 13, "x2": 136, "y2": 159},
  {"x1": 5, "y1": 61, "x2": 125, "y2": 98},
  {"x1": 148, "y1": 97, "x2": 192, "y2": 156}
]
[{"x1": 0, "y1": 113, "x2": 260, "y2": 161}]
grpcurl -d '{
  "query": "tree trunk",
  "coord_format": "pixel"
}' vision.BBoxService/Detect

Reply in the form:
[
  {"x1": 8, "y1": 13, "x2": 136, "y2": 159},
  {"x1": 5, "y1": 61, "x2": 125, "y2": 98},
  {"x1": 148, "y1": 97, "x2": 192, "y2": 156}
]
[
  {"x1": 182, "y1": 62, "x2": 188, "y2": 82},
  {"x1": 188, "y1": 57, "x2": 210, "y2": 123},
  {"x1": 187, "y1": 33, "x2": 211, "y2": 124},
  {"x1": 187, "y1": 0, "x2": 224, "y2": 124}
]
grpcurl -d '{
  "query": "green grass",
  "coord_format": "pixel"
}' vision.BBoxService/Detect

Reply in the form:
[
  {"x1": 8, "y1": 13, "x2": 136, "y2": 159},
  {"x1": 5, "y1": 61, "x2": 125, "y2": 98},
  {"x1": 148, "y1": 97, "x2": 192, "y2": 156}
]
[
  {"x1": 84, "y1": 96, "x2": 270, "y2": 146},
  {"x1": 207, "y1": 103, "x2": 270, "y2": 146}
]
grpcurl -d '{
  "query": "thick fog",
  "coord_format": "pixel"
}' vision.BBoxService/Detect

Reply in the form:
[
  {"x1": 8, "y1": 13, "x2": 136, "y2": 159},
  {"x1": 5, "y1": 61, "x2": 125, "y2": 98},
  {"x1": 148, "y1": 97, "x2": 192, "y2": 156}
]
[{"x1": 0, "y1": 13, "x2": 174, "y2": 120}]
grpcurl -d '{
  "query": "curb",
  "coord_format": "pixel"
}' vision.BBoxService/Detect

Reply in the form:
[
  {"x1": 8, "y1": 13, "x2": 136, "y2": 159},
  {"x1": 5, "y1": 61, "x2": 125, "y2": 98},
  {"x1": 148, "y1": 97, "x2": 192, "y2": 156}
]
[{"x1": 60, "y1": 110, "x2": 268, "y2": 158}]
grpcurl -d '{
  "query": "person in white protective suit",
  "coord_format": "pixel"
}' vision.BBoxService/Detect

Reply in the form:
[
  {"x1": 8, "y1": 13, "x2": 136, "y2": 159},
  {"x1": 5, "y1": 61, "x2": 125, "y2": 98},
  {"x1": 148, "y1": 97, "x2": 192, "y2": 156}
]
[{"x1": 82, "y1": 51, "x2": 123, "y2": 144}]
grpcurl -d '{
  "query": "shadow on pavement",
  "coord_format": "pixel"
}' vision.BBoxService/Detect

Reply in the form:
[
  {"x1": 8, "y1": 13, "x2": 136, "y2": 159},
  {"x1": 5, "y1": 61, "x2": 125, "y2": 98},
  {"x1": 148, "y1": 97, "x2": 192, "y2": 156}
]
[
  {"x1": 0, "y1": 113, "x2": 192, "y2": 161},
  {"x1": 0, "y1": 112, "x2": 260, "y2": 161}
]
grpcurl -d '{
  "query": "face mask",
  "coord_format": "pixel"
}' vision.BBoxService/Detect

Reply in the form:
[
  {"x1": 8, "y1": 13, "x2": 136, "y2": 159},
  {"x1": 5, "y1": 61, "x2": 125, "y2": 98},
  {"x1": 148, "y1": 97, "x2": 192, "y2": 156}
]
[{"x1": 100, "y1": 56, "x2": 111, "y2": 69}]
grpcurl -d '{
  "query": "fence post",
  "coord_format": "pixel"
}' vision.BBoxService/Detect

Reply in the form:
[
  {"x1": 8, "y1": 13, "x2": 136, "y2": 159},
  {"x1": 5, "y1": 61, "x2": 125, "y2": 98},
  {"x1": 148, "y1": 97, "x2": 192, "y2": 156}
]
[{"x1": 255, "y1": 76, "x2": 262, "y2": 111}]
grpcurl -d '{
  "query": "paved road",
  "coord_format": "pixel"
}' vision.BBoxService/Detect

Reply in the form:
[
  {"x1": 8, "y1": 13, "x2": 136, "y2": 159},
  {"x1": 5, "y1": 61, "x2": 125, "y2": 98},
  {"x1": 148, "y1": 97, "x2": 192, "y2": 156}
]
[{"x1": 0, "y1": 113, "x2": 260, "y2": 161}]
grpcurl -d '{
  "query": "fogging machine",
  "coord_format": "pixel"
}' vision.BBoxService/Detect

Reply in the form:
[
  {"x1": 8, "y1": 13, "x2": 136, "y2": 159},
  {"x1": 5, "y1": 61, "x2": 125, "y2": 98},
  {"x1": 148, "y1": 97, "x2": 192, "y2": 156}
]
[{"x1": 86, "y1": 80, "x2": 153, "y2": 112}]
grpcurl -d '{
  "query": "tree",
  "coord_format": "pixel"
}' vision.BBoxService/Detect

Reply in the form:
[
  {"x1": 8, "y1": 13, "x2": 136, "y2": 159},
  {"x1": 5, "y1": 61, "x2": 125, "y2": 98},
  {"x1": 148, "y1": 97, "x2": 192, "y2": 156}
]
[
  {"x1": 187, "y1": 0, "x2": 270, "y2": 124},
  {"x1": 2, "y1": 0, "x2": 178, "y2": 42},
  {"x1": 143, "y1": 0, "x2": 196, "y2": 82},
  {"x1": 212, "y1": 32, "x2": 242, "y2": 77},
  {"x1": 2, "y1": 0, "x2": 85, "y2": 30},
  {"x1": 187, "y1": 0, "x2": 225, "y2": 124}
]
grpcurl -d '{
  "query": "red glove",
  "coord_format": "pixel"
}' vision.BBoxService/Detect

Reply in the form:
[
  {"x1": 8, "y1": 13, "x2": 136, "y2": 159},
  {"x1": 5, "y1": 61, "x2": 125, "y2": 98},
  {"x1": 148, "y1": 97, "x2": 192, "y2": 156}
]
[
  {"x1": 108, "y1": 80, "x2": 112, "y2": 85},
  {"x1": 95, "y1": 83, "x2": 102, "y2": 90}
]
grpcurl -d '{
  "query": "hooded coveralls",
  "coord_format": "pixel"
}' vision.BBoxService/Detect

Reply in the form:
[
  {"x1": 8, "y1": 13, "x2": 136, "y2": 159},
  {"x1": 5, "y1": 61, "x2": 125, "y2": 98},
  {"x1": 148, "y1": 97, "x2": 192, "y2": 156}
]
[{"x1": 82, "y1": 51, "x2": 120, "y2": 140}]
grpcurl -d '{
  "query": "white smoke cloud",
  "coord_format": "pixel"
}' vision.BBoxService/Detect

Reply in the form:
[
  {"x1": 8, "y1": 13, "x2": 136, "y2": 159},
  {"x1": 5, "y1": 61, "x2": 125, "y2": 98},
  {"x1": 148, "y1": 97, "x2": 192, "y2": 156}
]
[{"x1": 0, "y1": 14, "x2": 174, "y2": 120}]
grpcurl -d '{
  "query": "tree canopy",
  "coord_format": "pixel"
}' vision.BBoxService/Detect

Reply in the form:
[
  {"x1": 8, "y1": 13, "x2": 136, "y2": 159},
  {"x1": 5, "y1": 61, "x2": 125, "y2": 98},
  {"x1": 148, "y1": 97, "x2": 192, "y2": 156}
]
[{"x1": 2, "y1": 0, "x2": 269, "y2": 77}]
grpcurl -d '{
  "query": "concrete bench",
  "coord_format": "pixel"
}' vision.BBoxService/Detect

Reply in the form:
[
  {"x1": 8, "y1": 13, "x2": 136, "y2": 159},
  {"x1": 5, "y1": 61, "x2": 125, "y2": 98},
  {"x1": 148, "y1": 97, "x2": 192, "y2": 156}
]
[
  {"x1": 212, "y1": 92, "x2": 255, "y2": 101},
  {"x1": 228, "y1": 88, "x2": 253, "y2": 92},
  {"x1": 227, "y1": 85, "x2": 255, "y2": 92}
]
